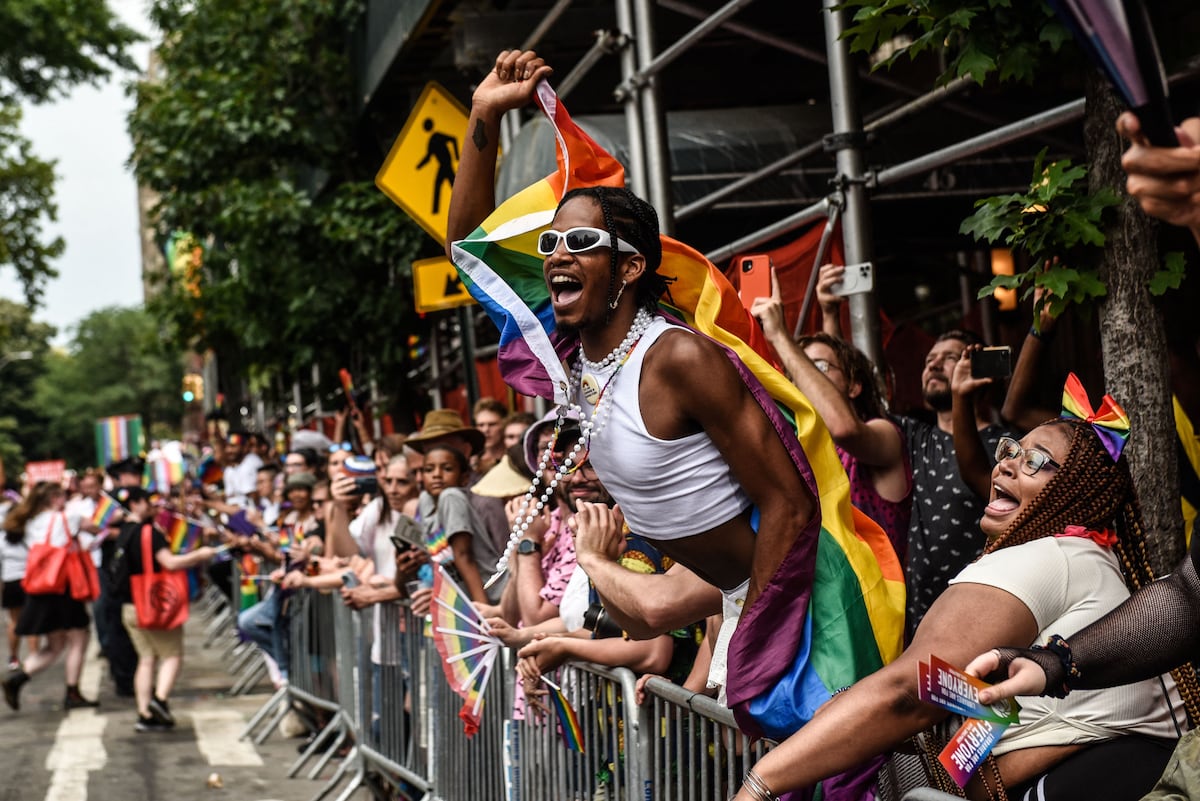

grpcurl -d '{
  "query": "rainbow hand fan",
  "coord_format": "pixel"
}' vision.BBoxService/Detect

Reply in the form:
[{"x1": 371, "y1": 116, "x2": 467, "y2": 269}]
[{"x1": 431, "y1": 565, "x2": 504, "y2": 737}]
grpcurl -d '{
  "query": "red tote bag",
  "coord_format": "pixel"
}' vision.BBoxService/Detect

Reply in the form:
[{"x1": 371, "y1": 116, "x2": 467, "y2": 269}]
[
  {"x1": 129, "y1": 525, "x2": 189, "y2": 630},
  {"x1": 66, "y1": 534, "x2": 100, "y2": 602},
  {"x1": 21, "y1": 513, "x2": 70, "y2": 596}
]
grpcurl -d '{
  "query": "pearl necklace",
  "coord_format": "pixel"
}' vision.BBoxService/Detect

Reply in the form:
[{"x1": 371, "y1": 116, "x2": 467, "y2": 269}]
[{"x1": 484, "y1": 308, "x2": 654, "y2": 587}]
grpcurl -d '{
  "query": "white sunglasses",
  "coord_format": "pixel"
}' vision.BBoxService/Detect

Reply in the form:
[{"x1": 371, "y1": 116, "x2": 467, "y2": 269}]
[{"x1": 536, "y1": 226, "x2": 641, "y2": 257}]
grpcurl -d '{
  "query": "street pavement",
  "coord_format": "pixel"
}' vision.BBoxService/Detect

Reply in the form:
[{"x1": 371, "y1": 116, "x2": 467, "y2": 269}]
[{"x1": 0, "y1": 618, "x2": 334, "y2": 801}]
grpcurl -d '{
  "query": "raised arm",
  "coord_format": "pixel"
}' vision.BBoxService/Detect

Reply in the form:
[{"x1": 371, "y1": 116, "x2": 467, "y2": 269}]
[
  {"x1": 950, "y1": 348, "x2": 995, "y2": 500},
  {"x1": 445, "y1": 50, "x2": 552, "y2": 254},
  {"x1": 1001, "y1": 286, "x2": 1059, "y2": 431},
  {"x1": 752, "y1": 271, "x2": 903, "y2": 470}
]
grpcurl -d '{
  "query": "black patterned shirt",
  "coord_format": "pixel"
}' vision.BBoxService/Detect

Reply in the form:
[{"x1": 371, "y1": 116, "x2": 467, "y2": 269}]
[{"x1": 895, "y1": 416, "x2": 1011, "y2": 637}]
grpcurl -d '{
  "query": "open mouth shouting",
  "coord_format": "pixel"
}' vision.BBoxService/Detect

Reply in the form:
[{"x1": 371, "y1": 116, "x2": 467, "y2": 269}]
[
  {"x1": 549, "y1": 271, "x2": 585, "y2": 310},
  {"x1": 986, "y1": 482, "x2": 1020, "y2": 518}
]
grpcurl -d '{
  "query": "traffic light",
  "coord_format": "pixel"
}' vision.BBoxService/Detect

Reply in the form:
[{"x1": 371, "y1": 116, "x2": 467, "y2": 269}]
[{"x1": 182, "y1": 373, "x2": 204, "y2": 404}]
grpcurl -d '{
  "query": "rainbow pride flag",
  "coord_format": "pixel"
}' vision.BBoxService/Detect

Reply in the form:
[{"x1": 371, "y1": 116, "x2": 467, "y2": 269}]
[
  {"x1": 448, "y1": 83, "x2": 905, "y2": 754},
  {"x1": 143, "y1": 455, "x2": 185, "y2": 493},
  {"x1": 95, "y1": 415, "x2": 143, "y2": 467},
  {"x1": 155, "y1": 510, "x2": 203, "y2": 553},
  {"x1": 430, "y1": 565, "x2": 503, "y2": 737},
  {"x1": 541, "y1": 676, "x2": 584, "y2": 753},
  {"x1": 91, "y1": 493, "x2": 121, "y2": 528},
  {"x1": 239, "y1": 554, "x2": 260, "y2": 611}
]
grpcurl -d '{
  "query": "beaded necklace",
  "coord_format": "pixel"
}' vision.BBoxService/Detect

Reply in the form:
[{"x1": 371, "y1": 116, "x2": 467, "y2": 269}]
[{"x1": 485, "y1": 308, "x2": 654, "y2": 586}]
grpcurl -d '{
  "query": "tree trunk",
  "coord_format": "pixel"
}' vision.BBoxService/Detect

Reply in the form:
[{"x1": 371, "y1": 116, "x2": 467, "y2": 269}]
[{"x1": 1084, "y1": 73, "x2": 1183, "y2": 576}]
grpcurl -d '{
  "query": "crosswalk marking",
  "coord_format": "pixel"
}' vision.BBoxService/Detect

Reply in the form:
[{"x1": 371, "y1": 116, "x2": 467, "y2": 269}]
[{"x1": 188, "y1": 709, "x2": 264, "y2": 766}]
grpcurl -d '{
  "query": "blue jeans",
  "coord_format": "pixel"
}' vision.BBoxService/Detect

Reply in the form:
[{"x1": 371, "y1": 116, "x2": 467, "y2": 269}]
[{"x1": 237, "y1": 588, "x2": 290, "y2": 679}]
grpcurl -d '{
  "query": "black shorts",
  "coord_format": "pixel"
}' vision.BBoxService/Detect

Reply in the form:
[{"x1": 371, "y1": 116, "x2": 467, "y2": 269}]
[
  {"x1": 1, "y1": 580, "x2": 24, "y2": 610},
  {"x1": 15, "y1": 592, "x2": 90, "y2": 635},
  {"x1": 1008, "y1": 735, "x2": 1177, "y2": 801}
]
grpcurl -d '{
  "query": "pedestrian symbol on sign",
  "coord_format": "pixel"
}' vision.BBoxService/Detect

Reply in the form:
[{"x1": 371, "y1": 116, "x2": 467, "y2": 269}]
[{"x1": 416, "y1": 118, "x2": 459, "y2": 215}]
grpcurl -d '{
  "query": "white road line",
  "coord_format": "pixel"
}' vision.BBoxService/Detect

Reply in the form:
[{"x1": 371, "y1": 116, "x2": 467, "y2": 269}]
[
  {"x1": 44, "y1": 641, "x2": 108, "y2": 801},
  {"x1": 187, "y1": 709, "x2": 264, "y2": 766}
]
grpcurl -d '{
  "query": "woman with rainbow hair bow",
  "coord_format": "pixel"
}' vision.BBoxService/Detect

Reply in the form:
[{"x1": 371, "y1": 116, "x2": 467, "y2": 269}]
[{"x1": 728, "y1": 371, "x2": 1200, "y2": 801}]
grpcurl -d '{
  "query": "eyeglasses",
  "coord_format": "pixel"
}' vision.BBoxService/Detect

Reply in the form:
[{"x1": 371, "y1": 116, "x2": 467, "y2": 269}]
[
  {"x1": 994, "y1": 436, "x2": 1061, "y2": 477},
  {"x1": 328, "y1": 442, "x2": 352, "y2": 453},
  {"x1": 536, "y1": 227, "x2": 641, "y2": 257},
  {"x1": 811, "y1": 358, "x2": 842, "y2": 376}
]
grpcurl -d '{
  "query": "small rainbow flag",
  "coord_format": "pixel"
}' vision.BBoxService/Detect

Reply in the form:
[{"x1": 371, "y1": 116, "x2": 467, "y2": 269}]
[
  {"x1": 143, "y1": 455, "x2": 185, "y2": 494},
  {"x1": 155, "y1": 510, "x2": 203, "y2": 554},
  {"x1": 239, "y1": 554, "x2": 260, "y2": 610},
  {"x1": 541, "y1": 675, "x2": 584, "y2": 753},
  {"x1": 199, "y1": 456, "x2": 224, "y2": 486},
  {"x1": 91, "y1": 493, "x2": 121, "y2": 527},
  {"x1": 431, "y1": 565, "x2": 503, "y2": 737}
]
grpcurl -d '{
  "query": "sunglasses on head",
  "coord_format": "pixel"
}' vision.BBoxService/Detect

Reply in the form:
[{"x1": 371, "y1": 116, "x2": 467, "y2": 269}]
[
  {"x1": 329, "y1": 442, "x2": 352, "y2": 453},
  {"x1": 536, "y1": 227, "x2": 641, "y2": 257}
]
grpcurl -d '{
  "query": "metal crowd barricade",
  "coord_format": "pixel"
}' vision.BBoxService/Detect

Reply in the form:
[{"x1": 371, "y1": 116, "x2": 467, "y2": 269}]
[
  {"x1": 641, "y1": 676, "x2": 774, "y2": 801},
  {"x1": 516, "y1": 662, "x2": 649, "y2": 801},
  {"x1": 356, "y1": 601, "x2": 432, "y2": 798},
  {"x1": 428, "y1": 630, "x2": 514, "y2": 801}
]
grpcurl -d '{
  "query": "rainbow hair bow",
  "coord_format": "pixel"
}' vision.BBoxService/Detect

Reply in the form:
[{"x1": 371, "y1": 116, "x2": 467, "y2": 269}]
[{"x1": 1061, "y1": 372, "x2": 1130, "y2": 462}]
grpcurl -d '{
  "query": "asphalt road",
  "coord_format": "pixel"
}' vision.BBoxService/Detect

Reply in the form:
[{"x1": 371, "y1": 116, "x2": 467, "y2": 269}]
[{"x1": 0, "y1": 619, "x2": 335, "y2": 801}]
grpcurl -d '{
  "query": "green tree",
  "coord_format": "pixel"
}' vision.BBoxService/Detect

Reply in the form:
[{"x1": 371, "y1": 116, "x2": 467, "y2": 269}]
[
  {"x1": 843, "y1": 0, "x2": 1193, "y2": 571},
  {"x1": 0, "y1": 0, "x2": 141, "y2": 305},
  {"x1": 32, "y1": 306, "x2": 182, "y2": 469},
  {"x1": 129, "y1": 0, "x2": 427, "y2": 411},
  {"x1": 0, "y1": 297, "x2": 55, "y2": 472}
]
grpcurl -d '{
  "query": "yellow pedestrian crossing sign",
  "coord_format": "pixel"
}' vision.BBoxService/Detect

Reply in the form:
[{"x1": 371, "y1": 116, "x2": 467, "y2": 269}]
[
  {"x1": 376, "y1": 82, "x2": 471, "y2": 245},
  {"x1": 412, "y1": 256, "x2": 476, "y2": 313}
]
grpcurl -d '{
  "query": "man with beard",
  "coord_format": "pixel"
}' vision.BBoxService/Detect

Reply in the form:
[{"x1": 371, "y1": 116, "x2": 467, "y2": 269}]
[{"x1": 894, "y1": 330, "x2": 1011, "y2": 635}]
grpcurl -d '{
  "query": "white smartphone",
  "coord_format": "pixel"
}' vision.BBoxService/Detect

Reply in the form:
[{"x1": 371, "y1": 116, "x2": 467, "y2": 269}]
[{"x1": 831, "y1": 262, "x2": 874, "y2": 297}]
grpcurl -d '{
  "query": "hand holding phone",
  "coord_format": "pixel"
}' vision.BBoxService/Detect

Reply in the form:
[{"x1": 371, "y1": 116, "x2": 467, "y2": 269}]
[
  {"x1": 970, "y1": 346, "x2": 1012, "y2": 380},
  {"x1": 389, "y1": 535, "x2": 417, "y2": 554},
  {"x1": 830, "y1": 262, "x2": 874, "y2": 297},
  {"x1": 738, "y1": 255, "x2": 772, "y2": 311}
]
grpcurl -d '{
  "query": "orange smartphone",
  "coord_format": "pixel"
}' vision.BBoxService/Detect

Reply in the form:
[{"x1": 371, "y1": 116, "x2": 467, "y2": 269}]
[{"x1": 738, "y1": 254, "x2": 772, "y2": 311}]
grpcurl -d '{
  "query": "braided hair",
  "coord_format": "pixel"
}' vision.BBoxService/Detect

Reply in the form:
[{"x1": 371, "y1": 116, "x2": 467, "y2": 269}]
[
  {"x1": 985, "y1": 418, "x2": 1200, "y2": 727},
  {"x1": 556, "y1": 187, "x2": 669, "y2": 312}
]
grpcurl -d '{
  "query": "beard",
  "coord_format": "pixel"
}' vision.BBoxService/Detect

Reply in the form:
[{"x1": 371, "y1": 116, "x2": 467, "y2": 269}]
[{"x1": 924, "y1": 383, "x2": 952, "y2": 412}]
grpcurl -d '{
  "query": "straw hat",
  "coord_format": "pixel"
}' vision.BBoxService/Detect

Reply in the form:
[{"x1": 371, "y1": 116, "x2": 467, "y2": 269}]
[
  {"x1": 284, "y1": 471, "x2": 317, "y2": 492},
  {"x1": 472, "y1": 444, "x2": 537, "y2": 499},
  {"x1": 405, "y1": 409, "x2": 486, "y2": 456}
]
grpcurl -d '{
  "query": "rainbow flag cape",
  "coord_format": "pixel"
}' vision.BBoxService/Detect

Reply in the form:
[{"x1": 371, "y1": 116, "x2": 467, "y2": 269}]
[
  {"x1": 91, "y1": 493, "x2": 121, "y2": 528},
  {"x1": 95, "y1": 415, "x2": 143, "y2": 467},
  {"x1": 430, "y1": 565, "x2": 503, "y2": 737},
  {"x1": 448, "y1": 83, "x2": 905, "y2": 758},
  {"x1": 541, "y1": 675, "x2": 584, "y2": 753}
]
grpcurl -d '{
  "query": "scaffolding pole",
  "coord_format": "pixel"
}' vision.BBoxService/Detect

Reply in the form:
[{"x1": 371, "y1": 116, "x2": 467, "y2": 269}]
[
  {"x1": 615, "y1": 0, "x2": 648, "y2": 200},
  {"x1": 822, "y1": 0, "x2": 880, "y2": 366},
  {"x1": 559, "y1": 29, "x2": 624, "y2": 99},
  {"x1": 615, "y1": 0, "x2": 758, "y2": 101},
  {"x1": 705, "y1": 196, "x2": 830, "y2": 265},
  {"x1": 632, "y1": 0, "x2": 674, "y2": 232}
]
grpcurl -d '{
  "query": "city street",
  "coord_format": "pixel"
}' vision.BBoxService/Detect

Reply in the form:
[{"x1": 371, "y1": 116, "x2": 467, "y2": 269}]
[{"x1": 0, "y1": 624, "x2": 320, "y2": 801}]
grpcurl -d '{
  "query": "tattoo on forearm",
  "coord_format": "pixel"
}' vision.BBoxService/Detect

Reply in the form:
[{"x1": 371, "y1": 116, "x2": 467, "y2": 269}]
[{"x1": 472, "y1": 119, "x2": 489, "y2": 151}]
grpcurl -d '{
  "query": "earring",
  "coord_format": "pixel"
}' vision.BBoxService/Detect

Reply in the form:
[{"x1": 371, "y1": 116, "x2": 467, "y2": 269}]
[{"x1": 608, "y1": 280, "x2": 627, "y2": 310}]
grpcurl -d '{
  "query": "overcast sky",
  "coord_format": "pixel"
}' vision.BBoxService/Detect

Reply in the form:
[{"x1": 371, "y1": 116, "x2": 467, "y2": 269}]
[{"x1": 3, "y1": 0, "x2": 154, "y2": 345}]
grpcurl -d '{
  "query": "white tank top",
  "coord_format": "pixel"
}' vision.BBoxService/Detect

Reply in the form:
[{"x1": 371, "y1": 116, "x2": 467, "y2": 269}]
[{"x1": 577, "y1": 316, "x2": 750, "y2": 540}]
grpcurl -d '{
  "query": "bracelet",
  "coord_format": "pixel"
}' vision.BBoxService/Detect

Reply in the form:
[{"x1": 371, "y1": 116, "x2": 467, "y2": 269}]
[
  {"x1": 1032, "y1": 633, "x2": 1079, "y2": 698},
  {"x1": 742, "y1": 767, "x2": 780, "y2": 801},
  {"x1": 1028, "y1": 325, "x2": 1055, "y2": 342}
]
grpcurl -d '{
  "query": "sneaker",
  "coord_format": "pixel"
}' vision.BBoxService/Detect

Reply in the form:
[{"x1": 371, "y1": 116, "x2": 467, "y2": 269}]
[
  {"x1": 135, "y1": 715, "x2": 171, "y2": 733},
  {"x1": 63, "y1": 689, "x2": 99, "y2": 710},
  {"x1": 148, "y1": 696, "x2": 175, "y2": 726},
  {"x1": 6, "y1": 658, "x2": 18, "y2": 671},
  {"x1": 2, "y1": 669, "x2": 28, "y2": 711}
]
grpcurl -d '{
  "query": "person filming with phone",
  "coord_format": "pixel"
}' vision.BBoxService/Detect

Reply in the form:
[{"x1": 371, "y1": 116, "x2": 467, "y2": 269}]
[
  {"x1": 750, "y1": 267, "x2": 913, "y2": 564},
  {"x1": 326, "y1": 453, "x2": 424, "y2": 611}
]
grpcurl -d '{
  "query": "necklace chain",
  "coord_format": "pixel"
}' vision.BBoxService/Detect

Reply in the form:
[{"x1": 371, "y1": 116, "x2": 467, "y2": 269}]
[{"x1": 484, "y1": 308, "x2": 654, "y2": 587}]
